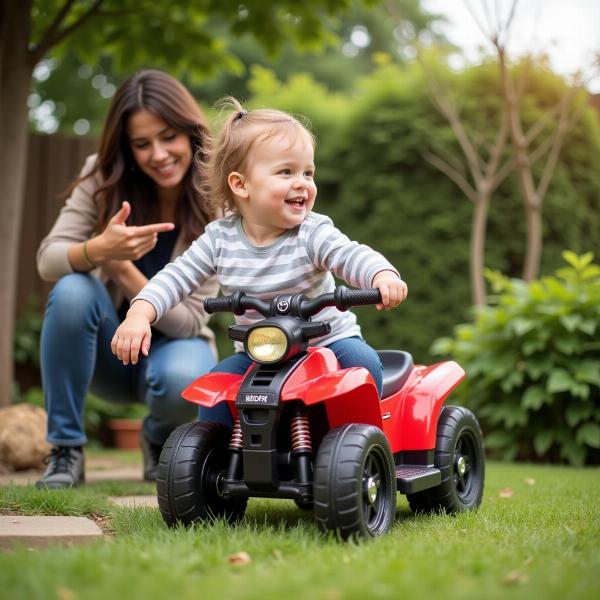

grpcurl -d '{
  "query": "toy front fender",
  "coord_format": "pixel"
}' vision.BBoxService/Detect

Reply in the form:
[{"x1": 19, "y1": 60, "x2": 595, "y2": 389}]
[
  {"x1": 181, "y1": 372, "x2": 243, "y2": 407},
  {"x1": 282, "y1": 367, "x2": 382, "y2": 429}
]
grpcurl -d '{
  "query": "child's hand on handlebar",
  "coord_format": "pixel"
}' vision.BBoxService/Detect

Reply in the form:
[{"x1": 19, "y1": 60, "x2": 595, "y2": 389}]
[
  {"x1": 111, "y1": 300, "x2": 157, "y2": 365},
  {"x1": 372, "y1": 271, "x2": 408, "y2": 310}
]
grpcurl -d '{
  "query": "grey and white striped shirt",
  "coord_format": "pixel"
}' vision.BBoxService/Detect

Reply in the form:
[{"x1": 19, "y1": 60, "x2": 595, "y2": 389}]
[{"x1": 135, "y1": 212, "x2": 398, "y2": 351}]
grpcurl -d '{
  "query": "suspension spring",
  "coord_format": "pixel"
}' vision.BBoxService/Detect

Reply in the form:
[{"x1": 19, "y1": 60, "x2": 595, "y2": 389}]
[
  {"x1": 229, "y1": 418, "x2": 242, "y2": 450},
  {"x1": 290, "y1": 413, "x2": 312, "y2": 454}
]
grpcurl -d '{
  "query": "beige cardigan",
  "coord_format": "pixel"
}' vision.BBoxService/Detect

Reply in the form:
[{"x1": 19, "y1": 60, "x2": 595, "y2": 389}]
[{"x1": 37, "y1": 155, "x2": 218, "y2": 349}]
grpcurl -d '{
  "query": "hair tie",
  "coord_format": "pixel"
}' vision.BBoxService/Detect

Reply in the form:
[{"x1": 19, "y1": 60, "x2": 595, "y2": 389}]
[{"x1": 234, "y1": 109, "x2": 248, "y2": 121}]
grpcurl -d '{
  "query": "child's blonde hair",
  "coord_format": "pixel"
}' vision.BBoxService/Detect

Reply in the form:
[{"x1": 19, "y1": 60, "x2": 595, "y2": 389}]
[{"x1": 199, "y1": 97, "x2": 315, "y2": 215}]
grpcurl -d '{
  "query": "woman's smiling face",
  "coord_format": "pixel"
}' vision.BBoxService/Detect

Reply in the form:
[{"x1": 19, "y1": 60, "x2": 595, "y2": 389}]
[{"x1": 127, "y1": 109, "x2": 192, "y2": 192}]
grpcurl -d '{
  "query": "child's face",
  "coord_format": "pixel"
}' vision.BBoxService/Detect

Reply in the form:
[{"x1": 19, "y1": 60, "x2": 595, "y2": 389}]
[{"x1": 235, "y1": 131, "x2": 317, "y2": 236}]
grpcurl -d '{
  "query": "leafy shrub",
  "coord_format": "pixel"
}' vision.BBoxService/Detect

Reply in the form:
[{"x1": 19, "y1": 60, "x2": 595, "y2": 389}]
[
  {"x1": 432, "y1": 252, "x2": 600, "y2": 465},
  {"x1": 14, "y1": 296, "x2": 43, "y2": 367}
]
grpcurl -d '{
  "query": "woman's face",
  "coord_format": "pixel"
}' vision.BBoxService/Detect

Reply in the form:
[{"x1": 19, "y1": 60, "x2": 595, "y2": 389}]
[{"x1": 127, "y1": 109, "x2": 192, "y2": 194}]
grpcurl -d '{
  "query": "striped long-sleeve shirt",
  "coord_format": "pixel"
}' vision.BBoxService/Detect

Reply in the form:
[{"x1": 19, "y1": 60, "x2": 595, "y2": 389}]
[{"x1": 135, "y1": 212, "x2": 399, "y2": 351}]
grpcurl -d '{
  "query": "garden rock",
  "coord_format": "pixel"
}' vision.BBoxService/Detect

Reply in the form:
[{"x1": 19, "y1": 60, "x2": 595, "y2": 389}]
[{"x1": 0, "y1": 404, "x2": 51, "y2": 470}]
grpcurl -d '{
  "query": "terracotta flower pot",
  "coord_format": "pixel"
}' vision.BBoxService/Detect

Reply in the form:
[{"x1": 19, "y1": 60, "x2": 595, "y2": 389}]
[{"x1": 108, "y1": 418, "x2": 142, "y2": 450}]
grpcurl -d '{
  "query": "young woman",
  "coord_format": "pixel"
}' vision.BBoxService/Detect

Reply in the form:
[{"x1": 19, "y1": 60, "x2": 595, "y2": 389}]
[
  {"x1": 36, "y1": 70, "x2": 218, "y2": 489},
  {"x1": 112, "y1": 98, "x2": 408, "y2": 426}
]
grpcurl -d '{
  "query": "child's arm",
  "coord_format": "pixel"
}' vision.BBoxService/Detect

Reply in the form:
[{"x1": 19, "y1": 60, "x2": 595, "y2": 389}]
[
  {"x1": 372, "y1": 270, "x2": 408, "y2": 310},
  {"x1": 133, "y1": 228, "x2": 218, "y2": 326},
  {"x1": 305, "y1": 215, "x2": 407, "y2": 309},
  {"x1": 111, "y1": 299, "x2": 157, "y2": 366}
]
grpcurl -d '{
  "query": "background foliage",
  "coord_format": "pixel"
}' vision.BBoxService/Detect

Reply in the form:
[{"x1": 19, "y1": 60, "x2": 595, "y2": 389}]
[
  {"x1": 432, "y1": 252, "x2": 600, "y2": 466},
  {"x1": 237, "y1": 60, "x2": 600, "y2": 361}
]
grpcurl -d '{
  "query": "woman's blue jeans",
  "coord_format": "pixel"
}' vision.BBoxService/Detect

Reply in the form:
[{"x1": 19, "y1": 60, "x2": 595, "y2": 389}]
[
  {"x1": 199, "y1": 336, "x2": 383, "y2": 427},
  {"x1": 40, "y1": 273, "x2": 216, "y2": 447}
]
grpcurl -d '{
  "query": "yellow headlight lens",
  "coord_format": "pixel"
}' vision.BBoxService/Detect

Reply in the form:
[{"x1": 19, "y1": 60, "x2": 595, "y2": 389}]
[{"x1": 247, "y1": 327, "x2": 288, "y2": 363}]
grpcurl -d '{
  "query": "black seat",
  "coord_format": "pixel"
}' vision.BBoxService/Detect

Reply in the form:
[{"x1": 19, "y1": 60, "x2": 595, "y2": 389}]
[{"x1": 377, "y1": 350, "x2": 414, "y2": 398}]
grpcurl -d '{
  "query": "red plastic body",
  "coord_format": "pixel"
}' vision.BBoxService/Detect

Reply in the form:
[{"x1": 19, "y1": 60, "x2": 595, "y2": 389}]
[{"x1": 181, "y1": 347, "x2": 465, "y2": 453}]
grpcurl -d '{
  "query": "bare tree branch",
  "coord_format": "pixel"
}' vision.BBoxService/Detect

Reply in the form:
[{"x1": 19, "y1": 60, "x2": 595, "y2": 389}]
[
  {"x1": 422, "y1": 68, "x2": 484, "y2": 183},
  {"x1": 501, "y1": 0, "x2": 520, "y2": 46},
  {"x1": 514, "y1": 54, "x2": 531, "y2": 101},
  {"x1": 536, "y1": 102, "x2": 584, "y2": 200},
  {"x1": 422, "y1": 150, "x2": 477, "y2": 203},
  {"x1": 481, "y1": 0, "x2": 495, "y2": 37},
  {"x1": 463, "y1": 0, "x2": 493, "y2": 43},
  {"x1": 524, "y1": 92, "x2": 571, "y2": 145},
  {"x1": 484, "y1": 111, "x2": 508, "y2": 184}
]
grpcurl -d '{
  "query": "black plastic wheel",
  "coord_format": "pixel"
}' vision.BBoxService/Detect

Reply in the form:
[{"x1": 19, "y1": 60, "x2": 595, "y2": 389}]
[
  {"x1": 407, "y1": 406, "x2": 485, "y2": 514},
  {"x1": 156, "y1": 421, "x2": 247, "y2": 527},
  {"x1": 313, "y1": 424, "x2": 396, "y2": 540}
]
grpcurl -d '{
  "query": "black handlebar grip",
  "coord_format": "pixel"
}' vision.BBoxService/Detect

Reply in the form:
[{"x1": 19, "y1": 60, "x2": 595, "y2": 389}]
[
  {"x1": 204, "y1": 296, "x2": 232, "y2": 314},
  {"x1": 342, "y1": 288, "x2": 382, "y2": 306}
]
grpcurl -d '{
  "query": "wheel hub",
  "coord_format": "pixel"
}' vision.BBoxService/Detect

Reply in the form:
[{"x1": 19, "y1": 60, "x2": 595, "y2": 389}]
[
  {"x1": 366, "y1": 476, "x2": 378, "y2": 505},
  {"x1": 456, "y1": 455, "x2": 467, "y2": 477},
  {"x1": 456, "y1": 456, "x2": 467, "y2": 477}
]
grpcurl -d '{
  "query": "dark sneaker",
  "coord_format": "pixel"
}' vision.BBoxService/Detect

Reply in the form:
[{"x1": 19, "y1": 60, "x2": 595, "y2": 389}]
[
  {"x1": 140, "y1": 432, "x2": 162, "y2": 482},
  {"x1": 35, "y1": 446, "x2": 85, "y2": 489}
]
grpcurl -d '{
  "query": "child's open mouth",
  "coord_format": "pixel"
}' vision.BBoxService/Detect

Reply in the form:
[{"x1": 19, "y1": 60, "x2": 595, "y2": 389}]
[{"x1": 285, "y1": 197, "x2": 306, "y2": 207}]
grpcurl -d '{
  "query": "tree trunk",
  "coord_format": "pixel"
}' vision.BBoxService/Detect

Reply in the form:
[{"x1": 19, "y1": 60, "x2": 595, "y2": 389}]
[
  {"x1": 523, "y1": 202, "x2": 542, "y2": 282},
  {"x1": 470, "y1": 191, "x2": 490, "y2": 307},
  {"x1": 497, "y1": 49, "x2": 542, "y2": 281},
  {"x1": 0, "y1": 0, "x2": 33, "y2": 405}
]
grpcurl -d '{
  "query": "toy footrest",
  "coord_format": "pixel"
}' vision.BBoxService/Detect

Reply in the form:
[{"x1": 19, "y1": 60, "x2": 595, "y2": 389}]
[{"x1": 395, "y1": 465, "x2": 441, "y2": 494}]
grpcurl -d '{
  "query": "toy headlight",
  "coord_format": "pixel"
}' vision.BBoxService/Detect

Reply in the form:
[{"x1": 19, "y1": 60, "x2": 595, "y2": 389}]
[{"x1": 246, "y1": 327, "x2": 289, "y2": 363}]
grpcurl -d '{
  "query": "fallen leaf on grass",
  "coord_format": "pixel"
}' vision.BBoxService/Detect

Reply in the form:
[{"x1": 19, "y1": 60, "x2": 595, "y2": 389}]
[
  {"x1": 524, "y1": 478, "x2": 536, "y2": 486},
  {"x1": 227, "y1": 551, "x2": 251, "y2": 566},
  {"x1": 56, "y1": 586, "x2": 76, "y2": 600},
  {"x1": 503, "y1": 570, "x2": 529, "y2": 586},
  {"x1": 499, "y1": 487, "x2": 514, "y2": 498}
]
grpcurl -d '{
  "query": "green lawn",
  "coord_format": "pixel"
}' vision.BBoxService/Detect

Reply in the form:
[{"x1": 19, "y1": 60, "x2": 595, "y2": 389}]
[{"x1": 1, "y1": 460, "x2": 599, "y2": 600}]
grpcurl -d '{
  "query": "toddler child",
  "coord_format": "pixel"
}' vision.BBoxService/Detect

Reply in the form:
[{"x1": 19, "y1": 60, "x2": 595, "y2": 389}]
[{"x1": 112, "y1": 99, "x2": 408, "y2": 421}]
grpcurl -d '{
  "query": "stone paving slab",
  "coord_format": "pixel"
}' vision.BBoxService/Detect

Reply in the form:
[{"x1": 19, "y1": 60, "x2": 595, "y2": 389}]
[
  {"x1": 108, "y1": 495, "x2": 158, "y2": 508},
  {"x1": 0, "y1": 516, "x2": 103, "y2": 550},
  {"x1": 0, "y1": 467, "x2": 143, "y2": 487}
]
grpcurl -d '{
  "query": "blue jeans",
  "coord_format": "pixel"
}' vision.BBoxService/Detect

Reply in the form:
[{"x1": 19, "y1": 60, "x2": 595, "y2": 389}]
[
  {"x1": 199, "y1": 336, "x2": 383, "y2": 427},
  {"x1": 40, "y1": 273, "x2": 216, "y2": 447}
]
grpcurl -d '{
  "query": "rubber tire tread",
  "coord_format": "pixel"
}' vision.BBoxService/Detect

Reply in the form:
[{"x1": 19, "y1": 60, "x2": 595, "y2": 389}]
[
  {"x1": 156, "y1": 421, "x2": 247, "y2": 527},
  {"x1": 313, "y1": 423, "x2": 396, "y2": 540},
  {"x1": 407, "y1": 406, "x2": 485, "y2": 514}
]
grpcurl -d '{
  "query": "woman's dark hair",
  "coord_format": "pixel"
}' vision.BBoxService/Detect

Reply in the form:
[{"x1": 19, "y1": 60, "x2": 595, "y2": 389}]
[{"x1": 71, "y1": 69, "x2": 213, "y2": 243}]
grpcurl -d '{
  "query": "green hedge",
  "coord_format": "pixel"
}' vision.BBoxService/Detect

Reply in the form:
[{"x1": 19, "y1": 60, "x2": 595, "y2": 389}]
[{"x1": 432, "y1": 252, "x2": 600, "y2": 465}]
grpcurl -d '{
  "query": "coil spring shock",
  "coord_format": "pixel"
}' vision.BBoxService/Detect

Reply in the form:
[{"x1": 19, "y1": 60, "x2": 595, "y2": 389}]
[
  {"x1": 290, "y1": 411, "x2": 312, "y2": 454},
  {"x1": 229, "y1": 418, "x2": 242, "y2": 450}
]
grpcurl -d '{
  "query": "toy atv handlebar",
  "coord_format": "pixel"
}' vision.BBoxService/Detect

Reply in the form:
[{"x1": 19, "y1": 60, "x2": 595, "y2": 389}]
[{"x1": 204, "y1": 285, "x2": 382, "y2": 319}]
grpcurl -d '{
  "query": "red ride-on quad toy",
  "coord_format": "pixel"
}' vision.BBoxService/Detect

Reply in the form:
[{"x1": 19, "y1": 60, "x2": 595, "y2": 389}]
[{"x1": 156, "y1": 287, "x2": 485, "y2": 540}]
